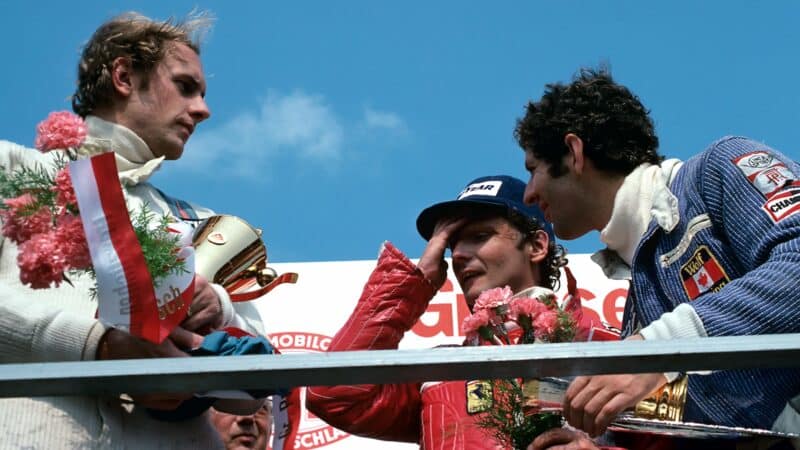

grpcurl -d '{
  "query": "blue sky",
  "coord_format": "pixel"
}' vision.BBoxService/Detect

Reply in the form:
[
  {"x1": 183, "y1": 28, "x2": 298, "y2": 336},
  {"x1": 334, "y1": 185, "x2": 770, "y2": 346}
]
[{"x1": 3, "y1": 1, "x2": 799, "y2": 262}]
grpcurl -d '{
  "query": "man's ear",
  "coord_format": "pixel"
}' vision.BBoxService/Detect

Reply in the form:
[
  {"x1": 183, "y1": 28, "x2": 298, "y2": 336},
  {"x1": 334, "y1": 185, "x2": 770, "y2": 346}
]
[
  {"x1": 564, "y1": 133, "x2": 585, "y2": 176},
  {"x1": 527, "y1": 229, "x2": 549, "y2": 265},
  {"x1": 110, "y1": 57, "x2": 135, "y2": 97}
]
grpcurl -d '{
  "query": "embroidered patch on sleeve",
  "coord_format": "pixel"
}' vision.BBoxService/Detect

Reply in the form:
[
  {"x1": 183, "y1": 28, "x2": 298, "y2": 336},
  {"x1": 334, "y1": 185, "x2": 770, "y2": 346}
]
[
  {"x1": 762, "y1": 181, "x2": 800, "y2": 223},
  {"x1": 466, "y1": 380, "x2": 493, "y2": 414},
  {"x1": 680, "y1": 246, "x2": 730, "y2": 300},
  {"x1": 733, "y1": 151, "x2": 795, "y2": 198}
]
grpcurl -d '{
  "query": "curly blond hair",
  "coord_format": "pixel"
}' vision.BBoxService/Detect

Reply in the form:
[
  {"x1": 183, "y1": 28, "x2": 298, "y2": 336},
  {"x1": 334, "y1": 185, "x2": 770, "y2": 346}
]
[{"x1": 72, "y1": 11, "x2": 213, "y2": 117}]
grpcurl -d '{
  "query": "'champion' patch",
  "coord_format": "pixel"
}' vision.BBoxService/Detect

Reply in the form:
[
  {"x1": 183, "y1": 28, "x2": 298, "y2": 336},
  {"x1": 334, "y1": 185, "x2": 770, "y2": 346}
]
[
  {"x1": 466, "y1": 380, "x2": 493, "y2": 414},
  {"x1": 733, "y1": 151, "x2": 795, "y2": 198},
  {"x1": 680, "y1": 246, "x2": 730, "y2": 300},
  {"x1": 762, "y1": 182, "x2": 800, "y2": 223}
]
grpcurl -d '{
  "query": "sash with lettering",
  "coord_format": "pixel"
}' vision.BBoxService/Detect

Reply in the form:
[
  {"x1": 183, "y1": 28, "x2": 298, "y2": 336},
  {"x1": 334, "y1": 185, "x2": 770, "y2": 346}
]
[
  {"x1": 272, "y1": 388, "x2": 300, "y2": 450},
  {"x1": 69, "y1": 152, "x2": 194, "y2": 343}
]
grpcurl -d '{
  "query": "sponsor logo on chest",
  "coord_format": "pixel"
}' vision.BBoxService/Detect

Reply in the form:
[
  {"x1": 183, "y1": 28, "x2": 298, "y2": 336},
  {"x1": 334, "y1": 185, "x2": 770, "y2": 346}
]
[
  {"x1": 466, "y1": 380, "x2": 494, "y2": 414},
  {"x1": 680, "y1": 246, "x2": 730, "y2": 300}
]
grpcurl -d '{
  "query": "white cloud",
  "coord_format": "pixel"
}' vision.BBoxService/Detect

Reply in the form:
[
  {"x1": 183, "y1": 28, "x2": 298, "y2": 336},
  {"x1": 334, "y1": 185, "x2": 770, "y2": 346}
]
[
  {"x1": 260, "y1": 91, "x2": 344, "y2": 159},
  {"x1": 182, "y1": 90, "x2": 344, "y2": 177},
  {"x1": 180, "y1": 91, "x2": 408, "y2": 180},
  {"x1": 362, "y1": 106, "x2": 407, "y2": 133}
]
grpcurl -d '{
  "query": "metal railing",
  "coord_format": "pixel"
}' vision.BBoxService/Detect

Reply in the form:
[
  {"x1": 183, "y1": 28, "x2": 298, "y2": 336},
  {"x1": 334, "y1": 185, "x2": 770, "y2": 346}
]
[{"x1": 1, "y1": 333, "x2": 799, "y2": 398}]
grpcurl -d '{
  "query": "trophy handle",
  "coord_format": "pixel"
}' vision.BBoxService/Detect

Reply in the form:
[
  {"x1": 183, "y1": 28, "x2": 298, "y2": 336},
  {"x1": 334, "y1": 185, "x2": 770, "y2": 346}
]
[{"x1": 229, "y1": 272, "x2": 299, "y2": 302}]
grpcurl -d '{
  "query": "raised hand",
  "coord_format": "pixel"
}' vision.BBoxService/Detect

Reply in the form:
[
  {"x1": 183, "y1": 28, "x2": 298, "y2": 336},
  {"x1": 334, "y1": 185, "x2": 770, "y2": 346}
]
[{"x1": 417, "y1": 217, "x2": 466, "y2": 289}]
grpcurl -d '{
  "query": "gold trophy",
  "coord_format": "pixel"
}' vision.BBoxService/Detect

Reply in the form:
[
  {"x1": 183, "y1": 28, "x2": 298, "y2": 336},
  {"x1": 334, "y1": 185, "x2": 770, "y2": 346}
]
[
  {"x1": 634, "y1": 375, "x2": 689, "y2": 422},
  {"x1": 193, "y1": 215, "x2": 297, "y2": 300},
  {"x1": 515, "y1": 376, "x2": 689, "y2": 422}
]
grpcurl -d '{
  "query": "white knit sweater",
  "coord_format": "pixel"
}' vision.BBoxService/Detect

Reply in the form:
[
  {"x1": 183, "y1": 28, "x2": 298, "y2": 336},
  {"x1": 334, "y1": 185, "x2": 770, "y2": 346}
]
[{"x1": 0, "y1": 117, "x2": 263, "y2": 449}]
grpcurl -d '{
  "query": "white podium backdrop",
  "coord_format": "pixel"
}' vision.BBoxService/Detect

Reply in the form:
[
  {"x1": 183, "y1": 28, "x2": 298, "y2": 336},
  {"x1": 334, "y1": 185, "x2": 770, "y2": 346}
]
[{"x1": 258, "y1": 253, "x2": 628, "y2": 450}]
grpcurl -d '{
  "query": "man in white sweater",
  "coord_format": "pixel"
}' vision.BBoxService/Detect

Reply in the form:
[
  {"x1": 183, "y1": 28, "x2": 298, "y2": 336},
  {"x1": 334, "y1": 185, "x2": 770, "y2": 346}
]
[{"x1": 0, "y1": 11, "x2": 263, "y2": 449}]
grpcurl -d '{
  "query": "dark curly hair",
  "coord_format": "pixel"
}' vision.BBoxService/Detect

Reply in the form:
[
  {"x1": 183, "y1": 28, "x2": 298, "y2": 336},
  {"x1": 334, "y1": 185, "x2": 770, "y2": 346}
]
[
  {"x1": 506, "y1": 209, "x2": 567, "y2": 291},
  {"x1": 515, "y1": 67, "x2": 663, "y2": 177},
  {"x1": 72, "y1": 11, "x2": 212, "y2": 117}
]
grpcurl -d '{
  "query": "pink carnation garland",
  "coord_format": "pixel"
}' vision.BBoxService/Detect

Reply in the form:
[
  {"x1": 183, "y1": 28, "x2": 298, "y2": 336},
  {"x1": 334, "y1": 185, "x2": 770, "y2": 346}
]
[
  {"x1": 473, "y1": 286, "x2": 513, "y2": 311},
  {"x1": 461, "y1": 285, "x2": 578, "y2": 346},
  {"x1": 463, "y1": 284, "x2": 584, "y2": 448},
  {"x1": 34, "y1": 111, "x2": 88, "y2": 152},
  {"x1": 0, "y1": 111, "x2": 91, "y2": 288}
]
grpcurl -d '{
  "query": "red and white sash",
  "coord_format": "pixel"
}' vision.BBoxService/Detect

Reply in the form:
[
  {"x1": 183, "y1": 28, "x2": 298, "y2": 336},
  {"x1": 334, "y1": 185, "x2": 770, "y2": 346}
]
[
  {"x1": 70, "y1": 152, "x2": 194, "y2": 343},
  {"x1": 272, "y1": 388, "x2": 301, "y2": 450}
]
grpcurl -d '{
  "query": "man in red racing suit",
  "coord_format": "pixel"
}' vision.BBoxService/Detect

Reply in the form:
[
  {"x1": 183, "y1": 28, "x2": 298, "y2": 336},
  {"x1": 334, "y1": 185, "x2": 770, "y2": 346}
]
[{"x1": 307, "y1": 175, "x2": 595, "y2": 449}]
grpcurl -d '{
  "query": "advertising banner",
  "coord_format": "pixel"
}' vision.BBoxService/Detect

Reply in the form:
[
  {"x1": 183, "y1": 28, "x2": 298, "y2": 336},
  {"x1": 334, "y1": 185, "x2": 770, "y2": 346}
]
[{"x1": 259, "y1": 253, "x2": 628, "y2": 449}]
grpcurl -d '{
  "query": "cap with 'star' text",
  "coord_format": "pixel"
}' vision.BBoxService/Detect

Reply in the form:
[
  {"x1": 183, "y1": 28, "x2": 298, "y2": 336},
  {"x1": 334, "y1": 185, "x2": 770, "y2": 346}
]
[{"x1": 416, "y1": 175, "x2": 554, "y2": 241}]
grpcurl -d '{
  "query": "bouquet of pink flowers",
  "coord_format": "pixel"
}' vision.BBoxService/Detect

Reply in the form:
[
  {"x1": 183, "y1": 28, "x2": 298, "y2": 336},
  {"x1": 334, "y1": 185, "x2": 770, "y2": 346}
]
[
  {"x1": 0, "y1": 111, "x2": 186, "y2": 289},
  {"x1": 0, "y1": 112, "x2": 91, "y2": 287},
  {"x1": 0, "y1": 111, "x2": 191, "y2": 343},
  {"x1": 462, "y1": 286, "x2": 578, "y2": 346},
  {"x1": 461, "y1": 285, "x2": 582, "y2": 449}
]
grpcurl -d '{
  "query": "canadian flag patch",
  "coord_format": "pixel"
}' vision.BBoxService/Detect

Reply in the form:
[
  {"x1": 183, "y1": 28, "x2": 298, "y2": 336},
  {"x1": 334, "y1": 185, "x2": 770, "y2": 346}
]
[{"x1": 680, "y1": 246, "x2": 730, "y2": 300}]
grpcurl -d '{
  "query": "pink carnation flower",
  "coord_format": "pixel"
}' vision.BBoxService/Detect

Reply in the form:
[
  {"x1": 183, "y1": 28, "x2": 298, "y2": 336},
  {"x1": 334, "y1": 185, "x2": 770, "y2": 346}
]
[
  {"x1": 461, "y1": 308, "x2": 492, "y2": 337},
  {"x1": 18, "y1": 232, "x2": 67, "y2": 288},
  {"x1": 473, "y1": 286, "x2": 513, "y2": 312},
  {"x1": 55, "y1": 214, "x2": 91, "y2": 270},
  {"x1": 3, "y1": 192, "x2": 36, "y2": 210},
  {"x1": 34, "y1": 111, "x2": 87, "y2": 152},
  {"x1": 509, "y1": 297, "x2": 549, "y2": 320},
  {"x1": 533, "y1": 310, "x2": 559, "y2": 340},
  {"x1": 1, "y1": 194, "x2": 52, "y2": 244},
  {"x1": 53, "y1": 168, "x2": 78, "y2": 209}
]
